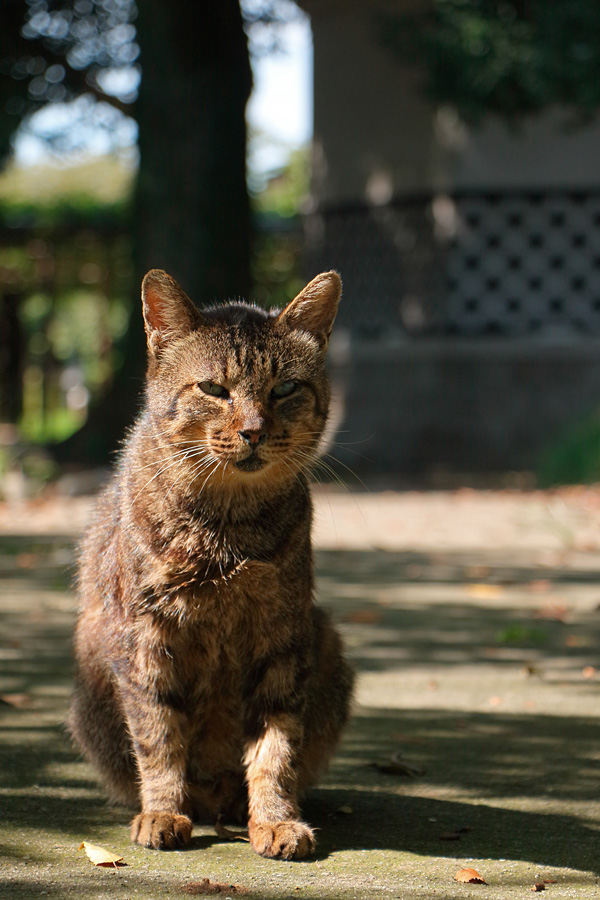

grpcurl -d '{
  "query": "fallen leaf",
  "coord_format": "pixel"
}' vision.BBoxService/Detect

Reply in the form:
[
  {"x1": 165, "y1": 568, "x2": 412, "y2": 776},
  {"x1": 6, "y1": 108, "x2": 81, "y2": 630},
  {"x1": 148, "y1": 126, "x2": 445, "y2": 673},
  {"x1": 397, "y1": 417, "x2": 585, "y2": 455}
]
[
  {"x1": 371, "y1": 753, "x2": 425, "y2": 777},
  {"x1": 343, "y1": 609, "x2": 381, "y2": 624},
  {"x1": 16, "y1": 553, "x2": 38, "y2": 569},
  {"x1": 565, "y1": 635, "x2": 583, "y2": 647},
  {"x1": 521, "y1": 665, "x2": 542, "y2": 679},
  {"x1": 582, "y1": 666, "x2": 596, "y2": 679},
  {"x1": 535, "y1": 603, "x2": 568, "y2": 621},
  {"x1": 488, "y1": 696, "x2": 503, "y2": 707},
  {"x1": 528, "y1": 580, "x2": 552, "y2": 593},
  {"x1": 464, "y1": 566, "x2": 491, "y2": 579},
  {"x1": 465, "y1": 584, "x2": 503, "y2": 599},
  {"x1": 214, "y1": 816, "x2": 249, "y2": 842},
  {"x1": 78, "y1": 841, "x2": 125, "y2": 868},
  {"x1": 181, "y1": 879, "x2": 248, "y2": 895},
  {"x1": 531, "y1": 884, "x2": 546, "y2": 892},
  {"x1": 0, "y1": 693, "x2": 33, "y2": 708},
  {"x1": 336, "y1": 805, "x2": 353, "y2": 815},
  {"x1": 455, "y1": 868, "x2": 486, "y2": 884}
]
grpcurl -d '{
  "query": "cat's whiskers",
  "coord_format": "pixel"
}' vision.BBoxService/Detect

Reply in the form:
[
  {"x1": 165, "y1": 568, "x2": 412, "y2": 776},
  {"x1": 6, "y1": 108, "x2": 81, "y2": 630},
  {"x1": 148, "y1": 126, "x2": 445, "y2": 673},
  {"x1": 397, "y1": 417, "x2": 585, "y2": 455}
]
[
  {"x1": 132, "y1": 441, "x2": 206, "y2": 473},
  {"x1": 129, "y1": 443, "x2": 217, "y2": 507},
  {"x1": 165, "y1": 448, "x2": 217, "y2": 499},
  {"x1": 289, "y1": 444, "x2": 353, "y2": 493}
]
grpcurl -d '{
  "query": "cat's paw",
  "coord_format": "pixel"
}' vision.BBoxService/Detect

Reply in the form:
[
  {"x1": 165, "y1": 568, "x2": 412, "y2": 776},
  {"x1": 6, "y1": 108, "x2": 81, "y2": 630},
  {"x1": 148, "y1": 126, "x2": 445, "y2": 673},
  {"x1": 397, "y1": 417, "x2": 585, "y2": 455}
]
[
  {"x1": 130, "y1": 811, "x2": 192, "y2": 850},
  {"x1": 249, "y1": 820, "x2": 316, "y2": 860}
]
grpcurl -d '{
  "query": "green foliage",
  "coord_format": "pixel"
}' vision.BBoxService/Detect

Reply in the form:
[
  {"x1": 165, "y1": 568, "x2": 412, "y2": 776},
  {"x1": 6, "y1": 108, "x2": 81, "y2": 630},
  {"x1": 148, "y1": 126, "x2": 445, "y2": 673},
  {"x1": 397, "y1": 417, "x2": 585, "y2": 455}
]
[
  {"x1": 250, "y1": 146, "x2": 308, "y2": 309},
  {"x1": 0, "y1": 163, "x2": 134, "y2": 444},
  {"x1": 381, "y1": 1, "x2": 600, "y2": 122},
  {"x1": 0, "y1": 157, "x2": 135, "y2": 226},
  {"x1": 250, "y1": 147, "x2": 309, "y2": 219},
  {"x1": 496, "y1": 623, "x2": 548, "y2": 645},
  {"x1": 537, "y1": 412, "x2": 600, "y2": 486}
]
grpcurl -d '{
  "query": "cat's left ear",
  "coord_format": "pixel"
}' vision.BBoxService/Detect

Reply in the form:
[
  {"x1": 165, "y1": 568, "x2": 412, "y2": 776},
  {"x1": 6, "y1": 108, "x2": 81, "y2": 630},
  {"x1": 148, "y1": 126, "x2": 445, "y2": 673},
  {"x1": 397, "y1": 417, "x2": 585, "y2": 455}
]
[
  {"x1": 142, "y1": 269, "x2": 204, "y2": 356},
  {"x1": 276, "y1": 271, "x2": 341, "y2": 350}
]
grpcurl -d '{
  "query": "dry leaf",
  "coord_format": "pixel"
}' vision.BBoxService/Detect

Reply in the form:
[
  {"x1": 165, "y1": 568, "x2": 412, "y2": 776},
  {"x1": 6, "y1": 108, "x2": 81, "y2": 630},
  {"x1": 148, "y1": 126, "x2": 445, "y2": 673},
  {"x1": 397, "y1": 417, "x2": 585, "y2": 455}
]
[
  {"x1": 0, "y1": 693, "x2": 33, "y2": 708},
  {"x1": 181, "y1": 878, "x2": 248, "y2": 895},
  {"x1": 582, "y1": 666, "x2": 596, "y2": 679},
  {"x1": 531, "y1": 884, "x2": 546, "y2": 892},
  {"x1": 565, "y1": 635, "x2": 583, "y2": 647},
  {"x1": 16, "y1": 553, "x2": 38, "y2": 569},
  {"x1": 214, "y1": 816, "x2": 249, "y2": 842},
  {"x1": 343, "y1": 609, "x2": 381, "y2": 624},
  {"x1": 465, "y1": 584, "x2": 503, "y2": 599},
  {"x1": 536, "y1": 603, "x2": 568, "y2": 621},
  {"x1": 371, "y1": 753, "x2": 425, "y2": 777},
  {"x1": 528, "y1": 580, "x2": 552, "y2": 593},
  {"x1": 336, "y1": 805, "x2": 353, "y2": 815},
  {"x1": 521, "y1": 665, "x2": 542, "y2": 679},
  {"x1": 79, "y1": 841, "x2": 125, "y2": 867},
  {"x1": 464, "y1": 566, "x2": 491, "y2": 579},
  {"x1": 455, "y1": 867, "x2": 486, "y2": 884}
]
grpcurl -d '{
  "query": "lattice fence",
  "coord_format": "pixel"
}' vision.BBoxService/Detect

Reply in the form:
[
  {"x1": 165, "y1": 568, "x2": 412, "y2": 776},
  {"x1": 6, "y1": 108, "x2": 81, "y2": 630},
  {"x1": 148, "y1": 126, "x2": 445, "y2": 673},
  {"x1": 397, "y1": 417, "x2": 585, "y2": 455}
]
[{"x1": 305, "y1": 190, "x2": 600, "y2": 337}]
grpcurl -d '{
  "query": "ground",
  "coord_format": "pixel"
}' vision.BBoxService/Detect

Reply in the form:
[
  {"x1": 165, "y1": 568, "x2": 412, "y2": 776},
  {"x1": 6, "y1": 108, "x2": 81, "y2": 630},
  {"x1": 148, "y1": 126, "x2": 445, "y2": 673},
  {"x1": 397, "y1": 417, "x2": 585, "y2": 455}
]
[{"x1": 0, "y1": 485, "x2": 599, "y2": 899}]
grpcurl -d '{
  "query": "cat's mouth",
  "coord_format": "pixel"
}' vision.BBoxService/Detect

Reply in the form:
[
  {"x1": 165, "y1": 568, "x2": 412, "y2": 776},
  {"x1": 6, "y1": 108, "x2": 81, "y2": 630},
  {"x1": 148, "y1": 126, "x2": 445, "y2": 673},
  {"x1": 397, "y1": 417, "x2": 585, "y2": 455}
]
[{"x1": 234, "y1": 453, "x2": 265, "y2": 473}]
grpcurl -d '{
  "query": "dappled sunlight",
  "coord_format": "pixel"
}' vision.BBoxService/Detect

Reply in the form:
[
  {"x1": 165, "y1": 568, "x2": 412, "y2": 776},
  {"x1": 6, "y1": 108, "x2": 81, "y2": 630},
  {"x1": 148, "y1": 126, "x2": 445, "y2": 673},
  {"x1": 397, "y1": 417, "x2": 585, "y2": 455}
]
[{"x1": 1, "y1": 508, "x2": 599, "y2": 896}]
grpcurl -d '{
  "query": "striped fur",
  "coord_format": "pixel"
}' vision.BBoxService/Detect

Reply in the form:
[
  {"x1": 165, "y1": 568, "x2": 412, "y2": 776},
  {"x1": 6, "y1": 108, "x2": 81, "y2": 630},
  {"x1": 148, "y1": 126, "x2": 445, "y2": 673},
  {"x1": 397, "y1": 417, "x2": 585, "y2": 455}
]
[{"x1": 68, "y1": 270, "x2": 354, "y2": 860}]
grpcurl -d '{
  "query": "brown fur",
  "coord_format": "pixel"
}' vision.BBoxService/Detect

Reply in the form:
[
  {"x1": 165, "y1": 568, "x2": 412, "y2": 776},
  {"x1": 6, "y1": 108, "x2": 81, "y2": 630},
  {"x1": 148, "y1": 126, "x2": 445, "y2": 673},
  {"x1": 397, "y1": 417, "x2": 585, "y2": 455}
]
[{"x1": 68, "y1": 269, "x2": 354, "y2": 860}]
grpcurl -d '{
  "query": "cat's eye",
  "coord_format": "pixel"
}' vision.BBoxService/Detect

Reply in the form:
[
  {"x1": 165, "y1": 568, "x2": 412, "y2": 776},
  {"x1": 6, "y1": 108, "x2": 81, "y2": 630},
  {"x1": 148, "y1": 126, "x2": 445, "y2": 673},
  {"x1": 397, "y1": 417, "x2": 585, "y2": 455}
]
[
  {"x1": 198, "y1": 381, "x2": 229, "y2": 399},
  {"x1": 272, "y1": 380, "x2": 297, "y2": 398}
]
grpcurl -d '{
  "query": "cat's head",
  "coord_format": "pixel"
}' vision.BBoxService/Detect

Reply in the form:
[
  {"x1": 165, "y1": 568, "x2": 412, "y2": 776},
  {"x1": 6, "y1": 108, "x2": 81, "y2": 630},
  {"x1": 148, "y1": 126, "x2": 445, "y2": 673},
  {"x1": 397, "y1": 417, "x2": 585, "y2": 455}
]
[{"x1": 140, "y1": 269, "x2": 341, "y2": 491}]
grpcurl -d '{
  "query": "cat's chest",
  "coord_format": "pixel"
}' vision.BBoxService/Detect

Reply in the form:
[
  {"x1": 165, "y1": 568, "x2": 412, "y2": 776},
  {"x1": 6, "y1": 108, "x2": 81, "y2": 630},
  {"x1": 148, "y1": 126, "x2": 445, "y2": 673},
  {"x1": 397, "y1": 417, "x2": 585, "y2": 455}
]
[
  {"x1": 141, "y1": 558, "x2": 287, "y2": 645},
  {"x1": 133, "y1": 560, "x2": 300, "y2": 695}
]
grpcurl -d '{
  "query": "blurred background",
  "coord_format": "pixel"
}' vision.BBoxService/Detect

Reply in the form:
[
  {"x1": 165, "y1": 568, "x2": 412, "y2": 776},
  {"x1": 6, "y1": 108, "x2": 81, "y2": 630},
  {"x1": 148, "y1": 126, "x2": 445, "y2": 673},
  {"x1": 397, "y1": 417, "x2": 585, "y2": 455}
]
[{"x1": 2, "y1": 0, "x2": 600, "y2": 492}]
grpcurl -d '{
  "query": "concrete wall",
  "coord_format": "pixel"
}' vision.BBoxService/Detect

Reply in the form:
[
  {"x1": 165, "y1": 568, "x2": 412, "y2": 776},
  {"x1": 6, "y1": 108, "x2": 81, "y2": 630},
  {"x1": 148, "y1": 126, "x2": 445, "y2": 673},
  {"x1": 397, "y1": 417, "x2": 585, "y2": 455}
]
[
  {"x1": 301, "y1": 1, "x2": 600, "y2": 201},
  {"x1": 302, "y1": 0, "x2": 444, "y2": 205},
  {"x1": 328, "y1": 337, "x2": 600, "y2": 477},
  {"x1": 299, "y1": 1, "x2": 600, "y2": 475}
]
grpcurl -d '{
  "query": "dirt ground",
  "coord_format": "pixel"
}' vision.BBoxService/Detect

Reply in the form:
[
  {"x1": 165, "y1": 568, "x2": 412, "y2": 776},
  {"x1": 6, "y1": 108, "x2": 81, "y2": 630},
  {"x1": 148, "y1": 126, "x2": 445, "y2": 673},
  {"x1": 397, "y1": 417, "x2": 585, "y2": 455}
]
[{"x1": 1, "y1": 485, "x2": 599, "y2": 899}]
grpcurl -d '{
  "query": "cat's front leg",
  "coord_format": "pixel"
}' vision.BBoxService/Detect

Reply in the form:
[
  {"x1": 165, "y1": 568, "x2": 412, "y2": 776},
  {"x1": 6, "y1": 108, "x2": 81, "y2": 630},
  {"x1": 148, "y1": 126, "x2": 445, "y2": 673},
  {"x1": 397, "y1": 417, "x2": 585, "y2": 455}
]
[
  {"x1": 244, "y1": 712, "x2": 316, "y2": 860},
  {"x1": 116, "y1": 668, "x2": 193, "y2": 850}
]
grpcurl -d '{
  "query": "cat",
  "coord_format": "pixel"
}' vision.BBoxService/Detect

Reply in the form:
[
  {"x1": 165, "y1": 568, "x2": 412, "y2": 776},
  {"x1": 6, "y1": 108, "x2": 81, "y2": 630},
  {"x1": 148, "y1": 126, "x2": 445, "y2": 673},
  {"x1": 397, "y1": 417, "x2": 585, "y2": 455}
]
[{"x1": 68, "y1": 268, "x2": 354, "y2": 861}]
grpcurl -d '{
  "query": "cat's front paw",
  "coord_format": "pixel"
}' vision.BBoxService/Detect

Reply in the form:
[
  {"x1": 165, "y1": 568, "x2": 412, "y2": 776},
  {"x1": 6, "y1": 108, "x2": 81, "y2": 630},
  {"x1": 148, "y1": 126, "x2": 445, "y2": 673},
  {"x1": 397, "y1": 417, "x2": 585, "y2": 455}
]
[
  {"x1": 249, "y1": 820, "x2": 316, "y2": 860},
  {"x1": 131, "y1": 811, "x2": 192, "y2": 850}
]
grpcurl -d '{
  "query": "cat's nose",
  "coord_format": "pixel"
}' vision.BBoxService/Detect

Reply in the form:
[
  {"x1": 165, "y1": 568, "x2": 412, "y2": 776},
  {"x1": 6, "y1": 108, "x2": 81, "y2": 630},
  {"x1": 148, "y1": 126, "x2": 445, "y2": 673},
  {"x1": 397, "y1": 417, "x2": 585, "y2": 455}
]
[{"x1": 238, "y1": 427, "x2": 267, "y2": 446}]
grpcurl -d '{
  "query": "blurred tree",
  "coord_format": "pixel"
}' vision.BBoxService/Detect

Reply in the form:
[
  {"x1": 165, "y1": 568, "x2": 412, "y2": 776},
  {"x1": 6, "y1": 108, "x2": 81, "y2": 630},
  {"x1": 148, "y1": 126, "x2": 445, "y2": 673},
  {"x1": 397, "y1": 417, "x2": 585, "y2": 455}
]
[
  {"x1": 381, "y1": 0, "x2": 600, "y2": 123},
  {"x1": 0, "y1": 0, "x2": 289, "y2": 462}
]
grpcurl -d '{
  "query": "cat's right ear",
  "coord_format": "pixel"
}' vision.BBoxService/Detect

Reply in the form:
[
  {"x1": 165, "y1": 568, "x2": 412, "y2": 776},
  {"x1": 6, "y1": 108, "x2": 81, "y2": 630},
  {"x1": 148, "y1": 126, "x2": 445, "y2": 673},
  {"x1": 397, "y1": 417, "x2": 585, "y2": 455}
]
[{"x1": 142, "y1": 269, "x2": 203, "y2": 356}]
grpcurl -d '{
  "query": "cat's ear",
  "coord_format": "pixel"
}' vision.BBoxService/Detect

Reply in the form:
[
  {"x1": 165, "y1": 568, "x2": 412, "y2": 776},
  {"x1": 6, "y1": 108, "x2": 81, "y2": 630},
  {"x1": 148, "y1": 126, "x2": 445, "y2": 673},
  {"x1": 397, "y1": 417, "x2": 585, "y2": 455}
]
[
  {"x1": 276, "y1": 271, "x2": 341, "y2": 349},
  {"x1": 141, "y1": 269, "x2": 203, "y2": 356}
]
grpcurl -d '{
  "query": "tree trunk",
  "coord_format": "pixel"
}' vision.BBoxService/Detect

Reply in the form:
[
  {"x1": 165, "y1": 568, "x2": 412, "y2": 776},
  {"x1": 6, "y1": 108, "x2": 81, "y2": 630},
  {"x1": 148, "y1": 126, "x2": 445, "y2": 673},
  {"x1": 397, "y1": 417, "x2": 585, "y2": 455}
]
[
  {"x1": 56, "y1": 0, "x2": 253, "y2": 465},
  {"x1": 134, "y1": 0, "x2": 253, "y2": 303}
]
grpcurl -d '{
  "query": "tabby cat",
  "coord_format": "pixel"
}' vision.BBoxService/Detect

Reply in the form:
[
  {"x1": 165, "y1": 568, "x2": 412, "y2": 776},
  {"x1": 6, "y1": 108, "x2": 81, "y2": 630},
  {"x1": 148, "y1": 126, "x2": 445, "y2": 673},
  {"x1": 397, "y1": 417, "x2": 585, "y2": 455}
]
[{"x1": 68, "y1": 269, "x2": 354, "y2": 860}]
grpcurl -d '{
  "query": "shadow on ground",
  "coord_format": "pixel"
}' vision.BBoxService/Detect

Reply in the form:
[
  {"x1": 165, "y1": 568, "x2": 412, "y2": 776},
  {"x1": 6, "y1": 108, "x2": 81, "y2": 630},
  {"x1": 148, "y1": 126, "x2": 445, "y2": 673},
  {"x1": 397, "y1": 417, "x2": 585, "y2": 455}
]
[{"x1": 1, "y1": 537, "x2": 600, "y2": 898}]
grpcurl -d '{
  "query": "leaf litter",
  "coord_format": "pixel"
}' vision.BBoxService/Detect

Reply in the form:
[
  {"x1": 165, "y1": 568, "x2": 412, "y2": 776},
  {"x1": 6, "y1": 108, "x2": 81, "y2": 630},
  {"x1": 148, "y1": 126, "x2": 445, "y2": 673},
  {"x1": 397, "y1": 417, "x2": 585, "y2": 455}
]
[
  {"x1": 78, "y1": 841, "x2": 125, "y2": 867},
  {"x1": 181, "y1": 878, "x2": 248, "y2": 895},
  {"x1": 455, "y1": 867, "x2": 486, "y2": 884},
  {"x1": 214, "y1": 815, "x2": 249, "y2": 842},
  {"x1": 370, "y1": 752, "x2": 425, "y2": 777}
]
